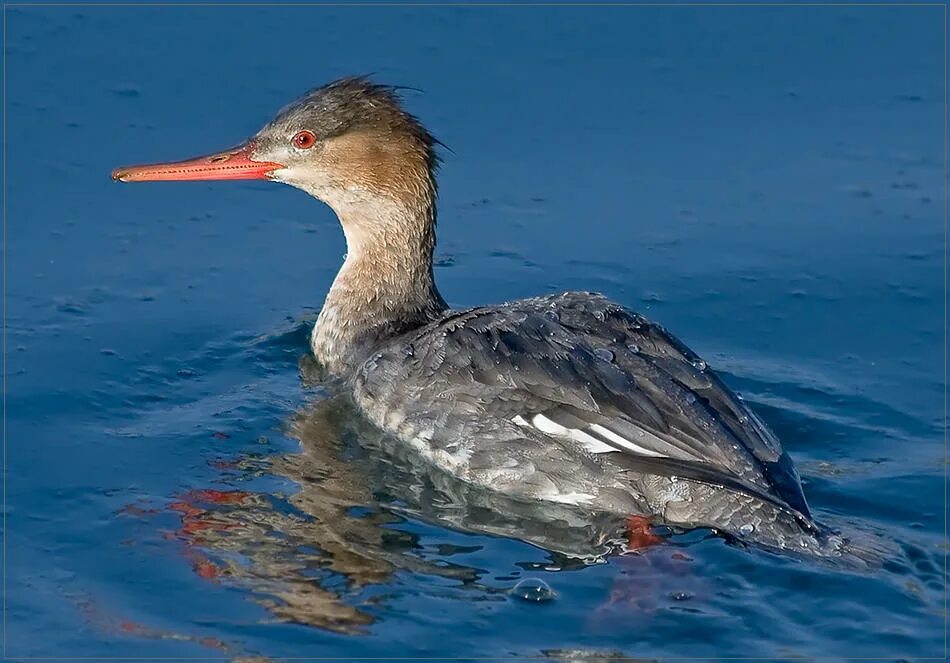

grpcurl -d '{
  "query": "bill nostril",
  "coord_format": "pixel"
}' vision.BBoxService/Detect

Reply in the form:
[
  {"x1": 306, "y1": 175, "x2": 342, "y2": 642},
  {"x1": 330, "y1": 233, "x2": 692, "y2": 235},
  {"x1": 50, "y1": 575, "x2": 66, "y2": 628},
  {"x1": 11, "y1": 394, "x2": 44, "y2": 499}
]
[{"x1": 208, "y1": 154, "x2": 231, "y2": 163}]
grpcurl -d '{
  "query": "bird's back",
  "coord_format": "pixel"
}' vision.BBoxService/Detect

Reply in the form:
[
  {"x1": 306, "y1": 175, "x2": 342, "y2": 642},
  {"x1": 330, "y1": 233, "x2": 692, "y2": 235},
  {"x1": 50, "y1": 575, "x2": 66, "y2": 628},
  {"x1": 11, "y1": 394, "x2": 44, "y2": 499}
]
[{"x1": 352, "y1": 291, "x2": 832, "y2": 553}]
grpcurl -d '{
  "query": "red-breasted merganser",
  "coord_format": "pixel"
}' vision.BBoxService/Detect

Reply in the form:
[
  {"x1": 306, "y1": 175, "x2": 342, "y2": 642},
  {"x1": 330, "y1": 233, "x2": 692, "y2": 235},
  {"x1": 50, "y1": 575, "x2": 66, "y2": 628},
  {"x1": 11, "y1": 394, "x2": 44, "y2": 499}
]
[{"x1": 113, "y1": 77, "x2": 845, "y2": 557}]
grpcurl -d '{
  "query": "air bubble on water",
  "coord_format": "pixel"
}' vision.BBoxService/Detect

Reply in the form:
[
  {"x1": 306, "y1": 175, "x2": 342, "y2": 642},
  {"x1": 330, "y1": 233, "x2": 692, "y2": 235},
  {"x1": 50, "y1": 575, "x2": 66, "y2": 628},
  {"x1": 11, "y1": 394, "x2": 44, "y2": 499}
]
[
  {"x1": 594, "y1": 347, "x2": 614, "y2": 363},
  {"x1": 739, "y1": 523, "x2": 755, "y2": 536},
  {"x1": 671, "y1": 591, "x2": 694, "y2": 601},
  {"x1": 736, "y1": 392, "x2": 744, "y2": 401},
  {"x1": 511, "y1": 577, "x2": 557, "y2": 603},
  {"x1": 738, "y1": 415, "x2": 749, "y2": 424},
  {"x1": 691, "y1": 359, "x2": 706, "y2": 371}
]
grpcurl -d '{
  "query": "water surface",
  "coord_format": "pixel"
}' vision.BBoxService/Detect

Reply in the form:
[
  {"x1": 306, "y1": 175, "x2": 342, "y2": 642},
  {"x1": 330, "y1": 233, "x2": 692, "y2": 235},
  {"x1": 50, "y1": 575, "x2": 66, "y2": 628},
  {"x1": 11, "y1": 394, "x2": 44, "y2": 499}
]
[{"x1": 5, "y1": 4, "x2": 946, "y2": 660}]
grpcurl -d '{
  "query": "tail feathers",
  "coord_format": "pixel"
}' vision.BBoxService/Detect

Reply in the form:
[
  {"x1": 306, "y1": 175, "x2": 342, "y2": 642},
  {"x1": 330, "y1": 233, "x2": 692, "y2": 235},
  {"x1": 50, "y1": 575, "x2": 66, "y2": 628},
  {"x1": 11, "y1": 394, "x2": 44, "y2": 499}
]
[{"x1": 806, "y1": 520, "x2": 900, "y2": 569}]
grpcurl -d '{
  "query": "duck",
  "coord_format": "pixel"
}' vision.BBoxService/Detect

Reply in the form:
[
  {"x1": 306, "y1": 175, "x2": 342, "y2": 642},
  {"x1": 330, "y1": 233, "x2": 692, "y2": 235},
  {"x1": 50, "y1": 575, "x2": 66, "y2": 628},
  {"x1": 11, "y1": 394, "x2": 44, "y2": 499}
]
[{"x1": 113, "y1": 76, "x2": 842, "y2": 556}]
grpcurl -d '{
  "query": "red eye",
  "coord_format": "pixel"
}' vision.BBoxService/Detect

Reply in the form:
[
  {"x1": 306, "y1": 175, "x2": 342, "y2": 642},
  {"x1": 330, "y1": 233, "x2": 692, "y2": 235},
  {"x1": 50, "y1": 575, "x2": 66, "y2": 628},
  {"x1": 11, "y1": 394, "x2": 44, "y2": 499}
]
[{"x1": 292, "y1": 130, "x2": 316, "y2": 149}]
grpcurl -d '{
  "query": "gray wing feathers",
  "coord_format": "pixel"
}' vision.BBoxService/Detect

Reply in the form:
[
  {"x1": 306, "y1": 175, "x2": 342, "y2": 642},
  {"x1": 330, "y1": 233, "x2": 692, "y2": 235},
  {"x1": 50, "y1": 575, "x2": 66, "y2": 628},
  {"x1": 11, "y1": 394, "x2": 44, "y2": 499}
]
[{"x1": 356, "y1": 291, "x2": 810, "y2": 520}]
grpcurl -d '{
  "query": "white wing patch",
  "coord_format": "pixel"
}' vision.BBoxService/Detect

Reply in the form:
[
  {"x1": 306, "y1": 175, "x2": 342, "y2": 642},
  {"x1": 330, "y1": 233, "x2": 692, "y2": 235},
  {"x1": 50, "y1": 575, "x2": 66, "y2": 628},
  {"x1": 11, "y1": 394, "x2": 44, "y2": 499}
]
[
  {"x1": 512, "y1": 413, "x2": 668, "y2": 458},
  {"x1": 588, "y1": 423, "x2": 666, "y2": 457}
]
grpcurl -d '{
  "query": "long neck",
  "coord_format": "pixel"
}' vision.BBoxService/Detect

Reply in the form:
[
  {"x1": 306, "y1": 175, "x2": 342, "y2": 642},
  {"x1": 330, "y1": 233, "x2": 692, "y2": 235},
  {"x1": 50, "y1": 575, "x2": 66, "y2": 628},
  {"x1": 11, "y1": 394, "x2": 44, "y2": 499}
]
[{"x1": 311, "y1": 194, "x2": 447, "y2": 374}]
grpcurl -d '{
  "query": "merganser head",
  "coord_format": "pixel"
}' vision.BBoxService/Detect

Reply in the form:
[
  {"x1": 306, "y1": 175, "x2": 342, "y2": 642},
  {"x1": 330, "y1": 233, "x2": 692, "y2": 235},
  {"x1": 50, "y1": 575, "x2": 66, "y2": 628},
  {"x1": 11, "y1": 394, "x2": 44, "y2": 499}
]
[
  {"x1": 112, "y1": 77, "x2": 439, "y2": 223},
  {"x1": 114, "y1": 77, "x2": 448, "y2": 373}
]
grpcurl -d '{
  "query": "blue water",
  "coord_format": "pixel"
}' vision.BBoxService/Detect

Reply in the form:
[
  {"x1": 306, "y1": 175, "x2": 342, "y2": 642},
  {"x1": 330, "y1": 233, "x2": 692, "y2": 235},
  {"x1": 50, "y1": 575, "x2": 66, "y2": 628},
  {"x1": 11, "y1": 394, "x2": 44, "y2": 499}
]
[{"x1": 5, "y1": 3, "x2": 946, "y2": 660}]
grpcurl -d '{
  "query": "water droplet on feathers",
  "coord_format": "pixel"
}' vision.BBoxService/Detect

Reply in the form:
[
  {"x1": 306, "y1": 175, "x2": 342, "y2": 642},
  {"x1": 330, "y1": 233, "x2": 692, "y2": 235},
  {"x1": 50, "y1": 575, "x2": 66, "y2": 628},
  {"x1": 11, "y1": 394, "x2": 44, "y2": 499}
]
[{"x1": 593, "y1": 348, "x2": 614, "y2": 362}]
